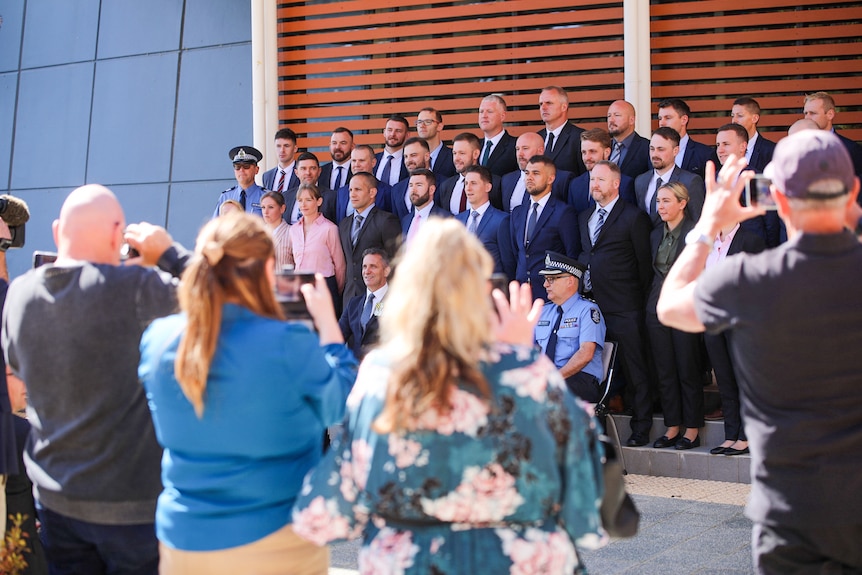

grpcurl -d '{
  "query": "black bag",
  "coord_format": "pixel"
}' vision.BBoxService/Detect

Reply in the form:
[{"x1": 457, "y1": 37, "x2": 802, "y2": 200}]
[{"x1": 598, "y1": 434, "x2": 639, "y2": 538}]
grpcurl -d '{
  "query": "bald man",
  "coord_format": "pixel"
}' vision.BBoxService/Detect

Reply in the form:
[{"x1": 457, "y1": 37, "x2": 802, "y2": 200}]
[
  {"x1": 497, "y1": 132, "x2": 573, "y2": 212},
  {"x1": 2, "y1": 184, "x2": 190, "y2": 574},
  {"x1": 607, "y1": 100, "x2": 651, "y2": 178}
]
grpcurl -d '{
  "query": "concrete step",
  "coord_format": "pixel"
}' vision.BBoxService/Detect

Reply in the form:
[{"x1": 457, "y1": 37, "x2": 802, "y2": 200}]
[{"x1": 604, "y1": 415, "x2": 750, "y2": 484}]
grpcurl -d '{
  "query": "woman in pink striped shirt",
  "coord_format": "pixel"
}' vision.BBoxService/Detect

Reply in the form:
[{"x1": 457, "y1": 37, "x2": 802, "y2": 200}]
[
  {"x1": 261, "y1": 192, "x2": 291, "y2": 272},
  {"x1": 287, "y1": 184, "x2": 346, "y2": 311}
]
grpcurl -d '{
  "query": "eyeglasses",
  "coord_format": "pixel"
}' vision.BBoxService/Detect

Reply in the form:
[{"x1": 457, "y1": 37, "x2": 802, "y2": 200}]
[
  {"x1": 415, "y1": 119, "x2": 438, "y2": 127},
  {"x1": 542, "y1": 274, "x2": 572, "y2": 285}
]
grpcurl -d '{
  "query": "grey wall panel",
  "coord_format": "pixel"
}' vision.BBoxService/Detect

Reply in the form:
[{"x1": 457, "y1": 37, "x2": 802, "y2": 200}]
[
  {"x1": 183, "y1": 0, "x2": 251, "y2": 49},
  {"x1": 4, "y1": 187, "x2": 72, "y2": 280},
  {"x1": 171, "y1": 44, "x2": 252, "y2": 183},
  {"x1": 97, "y1": 0, "x2": 183, "y2": 59},
  {"x1": 0, "y1": 1, "x2": 25, "y2": 73},
  {"x1": 0, "y1": 73, "x2": 17, "y2": 189},
  {"x1": 166, "y1": 179, "x2": 234, "y2": 248},
  {"x1": 88, "y1": 53, "x2": 178, "y2": 185},
  {"x1": 12, "y1": 62, "x2": 94, "y2": 190},
  {"x1": 21, "y1": 0, "x2": 99, "y2": 69},
  {"x1": 112, "y1": 183, "x2": 170, "y2": 228}
]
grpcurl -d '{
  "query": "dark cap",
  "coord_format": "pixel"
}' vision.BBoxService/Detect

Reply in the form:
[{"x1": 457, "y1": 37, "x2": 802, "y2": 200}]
[
  {"x1": 539, "y1": 251, "x2": 586, "y2": 279},
  {"x1": 229, "y1": 146, "x2": 263, "y2": 164},
  {"x1": 763, "y1": 130, "x2": 854, "y2": 199}
]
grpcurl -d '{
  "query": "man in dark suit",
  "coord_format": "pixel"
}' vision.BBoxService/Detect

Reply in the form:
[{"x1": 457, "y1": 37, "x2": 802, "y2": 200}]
[
  {"x1": 607, "y1": 100, "x2": 651, "y2": 179},
  {"x1": 457, "y1": 165, "x2": 509, "y2": 273},
  {"x1": 401, "y1": 168, "x2": 451, "y2": 243},
  {"x1": 436, "y1": 132, "x2": 501, "y2": 215},
  {"x1": 731, "y1": 97, "x2": 775, "y2": 173},
  {"x1": 338, "y1": 172, "x2": 401, "y2": 305},
  {"x1": 478, "y1": 94, "x2": 518, "y2": 176},
  {"x1": 804, "y1": 91, "x2": 862, "y2": 197},
  {"x1": 507, "y1": 155, "x2": 580, "y2": 301},
  {"x1": 577, "y1": 160, "x2": 654, "y2": 446},
  {"x1": 262, "y1": 127, "x2": 301, "y2": 193},
  {"x1": 319, "y1": 127, "x2": 354, "y2": 192},
  {"x1": 282, "y1": 152, "x2": 336, "y2": 224},
  {"x1": 657, "y1": 98, "x2": 716, "y2": 180},
  {"x1": 567, "y1": 129, "x2": 636, "y2": 216},
  {"x1": 386, "y1": 138, "x2": 444, "y2": 222},
  {"x1": 375, "y1": 115, "x2": 410, "y2": 187},
  {"x1": 634, "y1": 127, "x2": 706, "y2": 227},
  {"x1": 498, "y1": 132, "x2": 573, "y2": 213},
  {"x1": 335, "y1": 145, "x2": 390, "y2": 224},
  {"x1": 537, "y1": 86, "x2": 586, "y2": 175},
  {"x1": 416, "y1": 107, "x2": 455, "y2": 179},
  {"x1": 339, "y1": 248, "x2": 391, "y2": 360}
]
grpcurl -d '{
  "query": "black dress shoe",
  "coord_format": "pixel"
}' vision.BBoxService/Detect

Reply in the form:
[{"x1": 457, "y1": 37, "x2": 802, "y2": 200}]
[
  {"x1": 674, "y1": 436, "x2": 701, "y2": 450},
  {"x1": 653, "y1": 434, "x2": 681, "y2": 449},
  {"x1": 626, "y1": 433, "x2": 648, "y2": 447},
  {"x1": 709, "y1": 446, "x2": 728, "y2": 455},
  {"x1": 724, "y1": 446, "x2": 749, "y2": 456}
]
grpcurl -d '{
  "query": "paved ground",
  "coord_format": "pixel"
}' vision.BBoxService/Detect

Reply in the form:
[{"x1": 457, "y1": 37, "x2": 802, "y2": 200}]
[{"x1": 327, "y1": 475, "x2": 754, "y2": 574}]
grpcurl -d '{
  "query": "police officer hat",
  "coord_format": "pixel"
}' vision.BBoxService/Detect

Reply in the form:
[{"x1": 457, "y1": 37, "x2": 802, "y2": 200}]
[
  {"x1": 539, "y1": 251, "x2": 586, "y2": 279},
  {"x1": 229, "y1": 146, "x2": 263, "y2": 164}
]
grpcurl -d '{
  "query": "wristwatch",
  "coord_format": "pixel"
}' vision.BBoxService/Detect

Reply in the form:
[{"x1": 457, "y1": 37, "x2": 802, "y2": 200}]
[{"x1": 685, "y1": 228, "x2": 712, "y2": 247}]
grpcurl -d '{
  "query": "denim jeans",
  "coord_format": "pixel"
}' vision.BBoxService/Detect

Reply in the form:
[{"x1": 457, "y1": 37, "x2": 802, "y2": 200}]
[{"x1": 37, "y1": 505, "x2": 158, "y2": 575}]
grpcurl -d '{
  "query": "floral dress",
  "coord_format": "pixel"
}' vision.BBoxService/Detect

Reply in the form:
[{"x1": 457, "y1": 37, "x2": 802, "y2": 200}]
[{"x1": 292, "y1": 344, "x2": 607, "y2": 574}]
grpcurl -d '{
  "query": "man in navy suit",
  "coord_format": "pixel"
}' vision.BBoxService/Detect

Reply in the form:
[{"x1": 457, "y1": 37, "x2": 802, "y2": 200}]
[
  {"x1": 537, "y1": 86, "x2": 586, "y2": 176},
  {"x1": 319, "y1": 127, "x2": 354, "y2": 192},
  {"x1": 607, "y1": 100, "x2": 651, "y2": 179},
  {"x1": 804, "y1": 91, "x2": 862, "y2": 195},
  {"x1": 385, "y1": 138, "x2": 444, "y2": 222},
  {"x1": 731, "y1": 97, "x2": 775, "y2": 174},
  {"x1": 657, "y1": 98, "x2": 716, "y2": 180},
  {"x1": 282, "y1": 152, "x2": 335, "y2": 224},
  {"x1": 262, "y1": 128, "x2": 301, "y2": 194},
  {"x1": 339, "y1": 248, "x2": 390, "y2": 360},
  {"x1": 498, "y1": 133, "x2": 573, "y2": 213},
  {"x1": 478, "y1": 94, "x2": 518, "y2": 176},
  {"x1": 437, "y1": 132, "x2": 501, "y2": 215},
  {"x1": 634, "y1": 127, "x2": 706, "y2": 227},
  {"x1": 567, "y1": 129, "x2": 637, "y2": 215},
  {"x1": 401, "y1": 169, "x2": 451, "y2": 245},
  {"x1": 375, "y1": 115, "x2": 410, "y2": 187},
  {"x1": 335, "y1": 145, "x2": 390, "y2": 224},
  {"x1": 577, "y1": 160, "x2": 654, "y2": 446},
  {"x1": 457, "y1": 165, "x2": 509, "y2": 273},
  {"x1": 507, "y1": 155, "x2": 580, "y2": 301},
  {"x1": 416, "y1": 107, "x2": 455, "y2": 179}
]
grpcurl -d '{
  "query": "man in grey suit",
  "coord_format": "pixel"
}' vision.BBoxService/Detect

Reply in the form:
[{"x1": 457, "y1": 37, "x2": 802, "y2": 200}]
[{"x1": 634, "y1": 127, "x2": 706, "y2": 227}]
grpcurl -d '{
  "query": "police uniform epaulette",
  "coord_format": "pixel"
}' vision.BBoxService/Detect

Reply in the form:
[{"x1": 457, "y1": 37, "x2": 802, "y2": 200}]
[{"x1": 223, "y1": 185, "x2": 236, "y2": 193}]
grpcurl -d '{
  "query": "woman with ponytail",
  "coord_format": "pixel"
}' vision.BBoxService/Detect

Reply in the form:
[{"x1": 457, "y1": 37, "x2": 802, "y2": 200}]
[{"x1": 138, "y1": 212, "x2": 357, "y2": 575}]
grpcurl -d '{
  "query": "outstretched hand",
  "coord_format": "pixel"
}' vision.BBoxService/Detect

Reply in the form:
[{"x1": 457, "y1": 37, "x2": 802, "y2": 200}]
[
  {"x1": 493, "y1": 281, "x2": 544, "y2": 347},
  {"x1": 698, "y1": 156, "x2": 766, "y2": 237}
]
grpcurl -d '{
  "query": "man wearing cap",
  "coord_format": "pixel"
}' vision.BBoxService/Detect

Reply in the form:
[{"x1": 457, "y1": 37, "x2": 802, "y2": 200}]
[
  {"x1": 534, "y1": 251, "x2": 605, "y2": 402},
  {"x1": 213, "y1": 146, "x2": 267, "y2": 218},
  {"x1": 658, "y1": 131, "x2": 862, "y2": 574}
]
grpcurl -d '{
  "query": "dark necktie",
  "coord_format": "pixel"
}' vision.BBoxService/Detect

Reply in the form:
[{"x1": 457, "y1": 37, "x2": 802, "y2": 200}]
[
  {"x1": 277, "y1": 169, "x2": 286, "y2": 193},
  {"x1": 381, "y1": 155, "x2": 394, "y2": 186},
  {"x1": 547, "y1": 132, "x2": 556, "y2": 153},
  {"x1": 610, "y1": 142, "x2": 623, "y2": 165},
  {"x1": 593, "y1": 207, "x2": 607, "y2": 245},
  {"x1": 481, "y1": 140, "x2": 493, "y2": 166},
  {"x1": 468, "y1": 210, "x2": 480, "y2": 234},
  {"x1": 239, "y1": 189, "x2": 247, "y2": 210},
  {"x1": 525, "y1": 202, "x2": 539, "y2": 247},
  {"x1": 334, "y1": 165, "x2": 344, "y2": 190},
  {"x1": 458, "y1": 177, "x2": 467, "y2": 213},
  {"x1": 352, "y1": 214, "x2": 364, "y2": 246},
  {"x1": 360, "y1": 293, "x2": 375, "y2": 330},
  {"x1": 651, "y1": 178, "x2": 663, "y2": 215},
  {"x1": 544, "y1": 306, "x2": 564, "y2": 362}
]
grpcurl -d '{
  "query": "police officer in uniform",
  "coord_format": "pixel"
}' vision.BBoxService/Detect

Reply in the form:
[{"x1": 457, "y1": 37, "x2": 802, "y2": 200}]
[
  {"x1": 534, "y1": 251, "x2": 606, "y2": 402},
  {"x1": 213, "y1": 146, "x2": 268, "y2": 218}
]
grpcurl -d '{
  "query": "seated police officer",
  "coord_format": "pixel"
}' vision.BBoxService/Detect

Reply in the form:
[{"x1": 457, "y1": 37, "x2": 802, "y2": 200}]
[{"x1": 534, "y1": 251, "x2": 606, "y2": 402}]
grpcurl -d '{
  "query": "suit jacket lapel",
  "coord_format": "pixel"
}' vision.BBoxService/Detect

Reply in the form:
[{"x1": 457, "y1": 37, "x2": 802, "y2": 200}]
[
  {"x1": 593, "y1": 200, "x2": 623, "y2": 246},
  {"x1": 529, "y1": 199, "x2": 555, "y2": 244}
]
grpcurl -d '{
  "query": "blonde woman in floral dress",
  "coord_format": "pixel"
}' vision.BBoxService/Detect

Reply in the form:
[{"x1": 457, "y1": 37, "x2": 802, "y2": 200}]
[{"x1": 292, "y1": 218, "x2": 606, "y2": 574}]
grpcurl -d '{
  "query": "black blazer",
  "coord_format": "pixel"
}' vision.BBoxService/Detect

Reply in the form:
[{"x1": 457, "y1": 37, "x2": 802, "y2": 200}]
[
  {"x1": 748, "y1": 134, "x2": 776, "y2": 174},
  {"x1": 375, "y1": 151, "x2": 409, "y2": 184},
  {"x1": 319, "y1": 162, "x2": 353, "y2": 192},
  {"x1": 262, "y1": 165, "x2": 300, "y2": 192},
  {"x1": 281, "y1": 184, "x2": 336, "y2": 224},
  {"x1": 680, "y1": 138, "x2": 717, "y2": 181},
  {"x1": 334, "y1": 179, "x2": 391, "y2": 224},
  {"x1": 339, "y1": 292, "x2": 384, "y2": 360},
  {"x1": 338, "y1": 207, "x2": 402, "y2": 303},
  {"x1": 727, "y1": 226, "x2": 766, "y2": 257},
  {"x1": 566, "y1": 172, "x2": 637, "y2": 216},
  {"x1": 483, "y1": 131, "x2": 518, "y2": 176},
  {"x1": 646, "y1": 216, "x2": 696, "y2": 311},
  {"x1": 400, "y1": 205, "x2": 452, "y2": 235},
  {"x1": 634, "y1": 166, "x2": 706, "y2": 227},
  {"x1": 496, "y1": 169, "x2": 573, "y2": 212},
  {"x1": 431, "y1": 145, "x2": 456, "y2": 179},
  {"x1": 617, "y1": 132, "x2": 652, "y2": 179},
  {"x1": 436, "y1": 172, "x2": 502, "y2": 215},
  {"x1": 538, "y1": 122, "x2": 586, "y2": 176},
  {"x1": 456, "y1": 206, "x2": 509, "y2": 273},
  {"x1": 386, "y1": 172, "x2": 446, "y2": 222},
  {"x1": 577, "y1": 199, "x2": 653, "y2": 314}
]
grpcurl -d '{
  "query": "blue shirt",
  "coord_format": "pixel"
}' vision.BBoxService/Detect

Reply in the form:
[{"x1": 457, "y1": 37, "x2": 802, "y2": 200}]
[
  {"x1": 534, "y1": 293, "x2": 605, "y2": 379},
  {"x1": 138, "y1": 304, "x2": 358, "y2": 551},
  {"x1": 212, "y1": 182, "x2": 267, "y2": 218}
]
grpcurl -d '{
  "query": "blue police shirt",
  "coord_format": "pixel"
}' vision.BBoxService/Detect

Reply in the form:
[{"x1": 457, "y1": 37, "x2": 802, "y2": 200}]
[
  {"x1": 213, "y1": 183, "x2": 267, "y2": 218},
  {"x1": 534, "y1": 292, "x2": 605, "y2": 379}
]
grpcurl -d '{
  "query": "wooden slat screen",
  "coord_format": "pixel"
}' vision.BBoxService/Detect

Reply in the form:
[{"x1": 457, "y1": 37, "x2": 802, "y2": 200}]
[
  {"x1": 650, "y1": 1, "x2": 862, "y2": 145},
  {"x1": 277, "y1": 1, "x2": 626, "y2": 162}
]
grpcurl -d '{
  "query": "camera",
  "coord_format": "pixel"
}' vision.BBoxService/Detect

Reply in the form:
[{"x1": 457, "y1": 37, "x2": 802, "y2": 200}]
[
  {"x1": 274, "y1": 270, "x2": 316, "y2": 321},
  {"x1": 744, "y1": 175, "x2": 778, "y2": 210}
]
